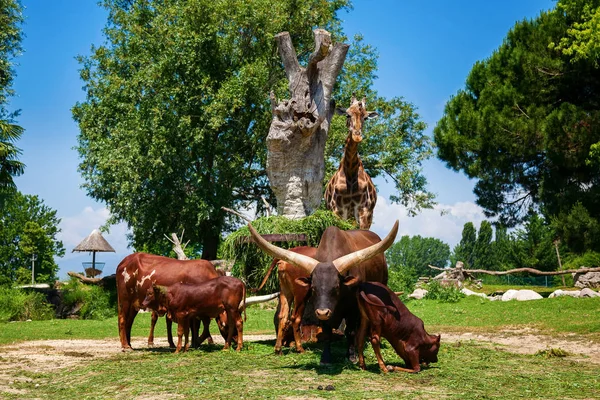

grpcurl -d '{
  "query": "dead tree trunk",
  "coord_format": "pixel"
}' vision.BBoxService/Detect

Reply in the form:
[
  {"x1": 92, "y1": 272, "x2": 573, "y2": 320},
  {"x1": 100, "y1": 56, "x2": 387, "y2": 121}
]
[{"x1": 267, "y1": 29, "x2": 349, "y2": 218}]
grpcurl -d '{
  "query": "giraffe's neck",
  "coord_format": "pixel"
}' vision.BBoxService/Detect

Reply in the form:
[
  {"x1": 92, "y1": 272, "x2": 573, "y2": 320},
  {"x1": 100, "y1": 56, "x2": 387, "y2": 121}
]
[{"x1": 341, "y1": 133, "x2": 361, "y2": 180}]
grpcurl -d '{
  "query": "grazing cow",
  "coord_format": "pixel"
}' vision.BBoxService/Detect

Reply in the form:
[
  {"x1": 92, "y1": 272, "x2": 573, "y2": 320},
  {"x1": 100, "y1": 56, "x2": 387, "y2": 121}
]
[
  {"x1": 254, "y1": 246, "x2": 319, "y2": 354},
  {"x1": 249, "y1": 220, "x2": 398, "y2": 364},
  {"x1": 356, "y1": 282, "x2": 440, "y2": 373},
  {"x1": 116, "y1": 252, "x2": 220, "y2": 350},
  {"x1": 142, "y1": 276, "x2": 246, "y2": 353}
]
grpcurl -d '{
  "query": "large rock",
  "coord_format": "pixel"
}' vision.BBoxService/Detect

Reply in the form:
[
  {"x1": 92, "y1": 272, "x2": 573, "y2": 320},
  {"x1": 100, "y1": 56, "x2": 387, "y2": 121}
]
[
  {"x1": 579, "y1": 288, "x2": 600, "y2": 298},
  {"x1": 548, "y1": 289, "x2": 581, "y2": 298},
  {"x1": 502, "y1": 289, "x2": 543, "y2": 301},
  {"x1": 408, "y1": 288, "x2": 428, "y2": 300},
  {"x1": 461, "y1": 288, "x2": 488, "y2": 299},
  {"x1": 573, "y1": 272, "x2": 600, "y2": 289}
]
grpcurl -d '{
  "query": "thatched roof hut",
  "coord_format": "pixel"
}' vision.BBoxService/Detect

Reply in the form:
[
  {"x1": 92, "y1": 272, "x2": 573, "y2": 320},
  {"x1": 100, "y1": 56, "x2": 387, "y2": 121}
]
[{"x1": 72, "y1": 229, "x2": 115, "y2": 277}]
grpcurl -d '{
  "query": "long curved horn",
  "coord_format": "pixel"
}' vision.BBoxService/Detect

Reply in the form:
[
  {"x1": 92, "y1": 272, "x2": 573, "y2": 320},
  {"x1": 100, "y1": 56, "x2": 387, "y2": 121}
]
[
  {"x1": 248, "y1": 223, "x2": 319, "y2": 274},
  {"x1": 332, "y1": 220, "x2": 399, "y2": 274},
  {"x1": 242, "y1": 292, "x2": 280, "y2": 309}
]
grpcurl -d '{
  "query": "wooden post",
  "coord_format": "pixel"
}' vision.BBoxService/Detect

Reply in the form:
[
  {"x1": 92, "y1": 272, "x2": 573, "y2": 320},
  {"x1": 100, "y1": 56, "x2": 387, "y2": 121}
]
[{"x1": 554, "y1": 240, "x2": 566, "y2": 287}]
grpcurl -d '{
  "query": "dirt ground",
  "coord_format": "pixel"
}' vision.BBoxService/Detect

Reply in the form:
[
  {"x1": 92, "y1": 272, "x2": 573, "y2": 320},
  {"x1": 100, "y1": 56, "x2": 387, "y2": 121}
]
[{"x1": 1, "y1": 330, "x2": 599, "y2": 389}]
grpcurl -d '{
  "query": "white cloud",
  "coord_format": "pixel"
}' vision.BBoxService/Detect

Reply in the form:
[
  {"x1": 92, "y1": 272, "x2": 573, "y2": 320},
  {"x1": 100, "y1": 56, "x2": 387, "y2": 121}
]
[
  {"x1": 57, "y1": 206, "x2": 131, "y2": 260},
  {"x1": 371, "y1": 197, "x2": 488, "y2": 248}
]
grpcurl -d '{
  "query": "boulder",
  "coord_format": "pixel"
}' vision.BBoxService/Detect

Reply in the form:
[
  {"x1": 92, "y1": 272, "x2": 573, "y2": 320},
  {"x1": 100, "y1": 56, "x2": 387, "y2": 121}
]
[
  {"x1": 461, "y1": 288, "x2": 488, "y2": 299},
  {"x1": 502, "y1": 289, "x2": 543, "y2": 301},
  {"x1": 573, "y1": 272, "x2": 600, "y2": 289},
  {"x1": 548, "y1": 289, "x2": 580, "y2": 298},
  {"x1": 408, "y1": 288, "x2": 428, "y2": 300},
  {"x1": 579, "y1": 288, "x2": 600, "y2": 298}
]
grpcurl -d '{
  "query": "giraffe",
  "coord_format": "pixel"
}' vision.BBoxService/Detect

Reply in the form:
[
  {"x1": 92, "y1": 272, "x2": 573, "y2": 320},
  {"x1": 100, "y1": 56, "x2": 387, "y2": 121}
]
[{"x1": 324, "y1": 95, "x2": 378, "y2": 229}]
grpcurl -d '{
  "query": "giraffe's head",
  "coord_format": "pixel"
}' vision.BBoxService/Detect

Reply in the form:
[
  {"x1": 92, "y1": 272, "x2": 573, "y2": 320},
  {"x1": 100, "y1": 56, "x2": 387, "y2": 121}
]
[{"x1": 336, "y1": 94, "x2": 379, "y2": 143}]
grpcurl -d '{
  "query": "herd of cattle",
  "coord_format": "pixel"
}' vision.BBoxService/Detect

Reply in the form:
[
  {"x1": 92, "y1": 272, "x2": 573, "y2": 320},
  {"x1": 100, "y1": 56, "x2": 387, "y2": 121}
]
[{"x1": 115, "y1": 220, "x2": 441, "y2": 373}]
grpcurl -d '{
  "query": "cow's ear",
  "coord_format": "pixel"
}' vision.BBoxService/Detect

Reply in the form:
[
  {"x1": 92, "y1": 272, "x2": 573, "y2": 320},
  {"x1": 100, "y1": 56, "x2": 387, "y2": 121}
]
[
  {"x1": 295, "y1": 277, "x2": 311, "y2": 288},
  {"x1": 342, "y1": 275, "x2": 359, "y2": 287}
]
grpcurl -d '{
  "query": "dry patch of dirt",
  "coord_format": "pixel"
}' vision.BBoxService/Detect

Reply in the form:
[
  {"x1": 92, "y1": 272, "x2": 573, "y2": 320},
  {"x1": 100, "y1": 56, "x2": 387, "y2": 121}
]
[{"x1": 442, "y1": 328, "x2": 600, "y2": 363}]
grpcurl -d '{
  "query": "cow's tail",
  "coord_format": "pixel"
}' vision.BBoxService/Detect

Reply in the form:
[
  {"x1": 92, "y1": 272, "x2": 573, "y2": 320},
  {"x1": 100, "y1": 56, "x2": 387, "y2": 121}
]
[
  {"x1": 251, "y1": 257, "x2": 279, "y2": 293},
  {"x1": 242, "y1": 283, "x2": 247, "y2": 322}
]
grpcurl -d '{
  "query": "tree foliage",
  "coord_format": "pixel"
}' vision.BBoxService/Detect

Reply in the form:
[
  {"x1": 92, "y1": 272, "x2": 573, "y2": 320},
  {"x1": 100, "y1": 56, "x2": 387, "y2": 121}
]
[
  {"x1": 452, "y1": 222, "x2": 476, "y2": 268},
  {"x1": 434, "y1": 2, "x2": 600, "y2": 227},
  {"x1": 0, "y1": 0, "x2": 24, "y2": 204},
  {"x1": 74, "y1": 0, "x2": 434, "y2": 258},
  {"x1": 385, "y1": 235, "x2": 450, "y2": 278},
  {"x1": 0, "y1": 191, "x2": 65, "y2": 286}
]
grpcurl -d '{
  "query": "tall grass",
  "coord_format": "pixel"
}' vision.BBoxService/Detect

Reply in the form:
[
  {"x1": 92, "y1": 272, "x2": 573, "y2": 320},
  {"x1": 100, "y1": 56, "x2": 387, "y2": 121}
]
[{"x1": 0, "y1": 287, "x2": 54, "y2": 322}]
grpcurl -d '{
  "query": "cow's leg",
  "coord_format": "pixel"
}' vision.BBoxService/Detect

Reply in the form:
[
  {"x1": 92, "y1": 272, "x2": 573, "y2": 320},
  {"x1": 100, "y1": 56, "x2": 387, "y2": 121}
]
[
  {"x1": 223, "y1": 310, "x2": 235, "y2": 350},
  {"x1": 371, "y1": 333, "x2": 388, "y2": 374},
  {"x1": 196, "y1": 317, "x2": 213, "y2": 346},
  {"x1": 319, "y1": 323, "x2": 333, "y2": 365},
  {"x1": 182, "y1": 319, "x2": 191, "y2": 352},
  {"x1": 148, "y1": 311, "x2": 158, "y2": 347},
  {"x1": 291, "y1": 300, "x2": 306, "y2": 353},
  {"x1": 356, "y1": 314, "x2": 370, "y2": 370},
  {"x1": 175, "y1": 320, "x2": 185, "y2": 353},
  {"x1": 274, "y1": 293, "x2": 291, "y2": 354},
  {"x1": 234, "y1": 311, "x2": 244, "y2": 352},
  {"x1": 345, "y1": 314, "x2": 359, "y2": 363},
  {"x1": 388, "y1": 351, "x2": 421, "y2": 373},
  {"x1": 118, "y1": 302, "x2": 138, "y2": 351},
  {"x1": 166, "y1": 315, "x2": 175, "y2": 348},
  {"x1": 118, "y1": 301, "x2": 135, "y2": 351}
]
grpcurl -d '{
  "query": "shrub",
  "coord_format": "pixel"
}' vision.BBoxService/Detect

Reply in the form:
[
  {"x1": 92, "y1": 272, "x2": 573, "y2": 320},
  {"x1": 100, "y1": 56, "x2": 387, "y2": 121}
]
[
  {"x1": 61, "y1": 278, "x2": 116, "y2": 320},
  {"x1": 424, "y1": 280, "x2": 465, "y2": 303},
  {"x1": 0, "y1": 287, "x2": 54, "y2": 322},
  {"x1": 222, "y1": 210, "x2": 355, "y2": 293},
  {"x1": 387, "y1": 266, "x2": 417, "y2": 301}
]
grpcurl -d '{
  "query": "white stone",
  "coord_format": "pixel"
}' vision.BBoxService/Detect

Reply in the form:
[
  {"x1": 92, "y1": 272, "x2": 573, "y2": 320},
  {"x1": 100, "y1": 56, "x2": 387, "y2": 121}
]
[
  {"x1": 461, "y1": 288, "x2": 488, "y2": 299},
  {"x1": 548, "y1": 289, "x2": 580, "y2": 298},
  {"x1": 501, "y1": 289, "x2": 542, "y2": 301},
  {"x1": 408, "y1": 288, "x2": 428, "y2": 300}
]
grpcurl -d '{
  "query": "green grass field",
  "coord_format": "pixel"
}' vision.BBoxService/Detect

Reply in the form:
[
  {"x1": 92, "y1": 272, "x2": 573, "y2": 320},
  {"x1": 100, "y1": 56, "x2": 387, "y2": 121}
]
[{"x1": 1, "y1": 296, "x2": 599, "y2": 399}]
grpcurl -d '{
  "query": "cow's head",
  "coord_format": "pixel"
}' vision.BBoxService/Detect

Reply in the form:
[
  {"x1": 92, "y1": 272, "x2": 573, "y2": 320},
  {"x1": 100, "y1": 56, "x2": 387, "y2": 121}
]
[
  {"x1": 141, "y1": 284, "x2": 168, "y2": 316},
  {"x1": 249, "y1": 220, "x2": 398, "y2": 322},
  {"x1": 420, "y1": 334, "x2": 441, "y2": 365},
  {"x1": 336, "y1": 94, "x2": 379, "y2": 143}
]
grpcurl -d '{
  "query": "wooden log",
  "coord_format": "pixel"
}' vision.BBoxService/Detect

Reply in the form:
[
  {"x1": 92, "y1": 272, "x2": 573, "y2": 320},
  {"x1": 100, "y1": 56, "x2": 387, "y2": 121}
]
[{"x1": 428, "y1": 264, "x2": 600, "y2": 276}]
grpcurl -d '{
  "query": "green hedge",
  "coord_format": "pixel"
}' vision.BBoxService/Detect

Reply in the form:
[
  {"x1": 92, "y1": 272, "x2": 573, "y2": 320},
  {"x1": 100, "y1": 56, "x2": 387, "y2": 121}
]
[{"x1": 222, "y1": 210, "x2": 354, "y2": 293}]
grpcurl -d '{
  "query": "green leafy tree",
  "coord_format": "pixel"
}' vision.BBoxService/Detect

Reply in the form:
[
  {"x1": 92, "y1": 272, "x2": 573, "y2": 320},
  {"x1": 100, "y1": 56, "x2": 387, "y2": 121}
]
[
  {"x1": 474, "y1": 220, "x2": 494, "y2": 270},
  {"x1": 74, "y1": 0, "x2": 433, "y2": 258},
  {"x1": 491, "y1": 224, "x2": 514, "y2": 270},
  {"x1": 0, "y1": 0, "x2": 25, "y2": 204},
  {"x1": 0, "y1": 191, "x2": 65, "y2": 286},
  {"x1": 386, "y1": 235, "x2": 450, "y2": 278},
  {"x1": 452, "y1": 222, "x2": 476, "y2": 268},
  {"x1": 509, "y1": 213, "x2": 556, "y2": 271},
  {"x1": 551, "y1": 202, "x2": 600, "y2": 254},
  {"x1": 551, "y1": 0, "x2": 600, "y2": 65},
  {"x1": 434, "y1": 2, "x2": 600, "y2": 227}
]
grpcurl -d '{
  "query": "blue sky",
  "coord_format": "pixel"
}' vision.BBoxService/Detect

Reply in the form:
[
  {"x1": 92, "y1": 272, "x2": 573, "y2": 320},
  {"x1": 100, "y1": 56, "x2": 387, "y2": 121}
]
[{"x1": 10, "y1": 0, "x2": 555, "y2": 279}]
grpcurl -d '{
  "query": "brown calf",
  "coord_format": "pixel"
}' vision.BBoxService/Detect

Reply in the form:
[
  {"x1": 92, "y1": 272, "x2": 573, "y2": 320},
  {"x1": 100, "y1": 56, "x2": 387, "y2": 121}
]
[
  {"x1": 357, "y1": 282, "x2": 440, "y2": 373},
  {"x1": 142, "y1": 276, "x2": 246, "y2": 353}
]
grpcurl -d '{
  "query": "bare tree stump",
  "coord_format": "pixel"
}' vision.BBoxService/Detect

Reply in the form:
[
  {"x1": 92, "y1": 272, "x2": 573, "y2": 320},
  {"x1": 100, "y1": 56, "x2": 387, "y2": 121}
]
[{"x1": 267, "y1": 29, "x2": 349, "y2": 218}]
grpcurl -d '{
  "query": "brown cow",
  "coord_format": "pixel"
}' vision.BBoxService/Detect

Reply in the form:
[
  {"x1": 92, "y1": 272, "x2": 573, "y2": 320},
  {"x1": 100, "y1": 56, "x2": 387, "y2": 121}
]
[
  {"x1": 141, "y1": 276, "x2": 246, "y2": 353},
  {"x1": 116, "y1": 252, "x2": 220, "y2": 350},
  {"x1": 356, "y1": 282, "x2": 440, "y2": 373},
  {"x1": 250, "y1": 221, "x2": 398, "y2": 364},
  {"x1": 254, "y1": 246, "x2": 319, "y2": 354}
]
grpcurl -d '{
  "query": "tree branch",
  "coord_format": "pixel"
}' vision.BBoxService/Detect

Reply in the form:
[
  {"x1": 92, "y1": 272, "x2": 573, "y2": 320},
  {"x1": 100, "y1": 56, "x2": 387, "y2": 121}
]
[
  {"x1": 221, "y1": 206, "x2": 253, "y2": 223},
  {"x1": 274, "y1": 32, "x2": 300, "y2": 83},
  {"x1": 428, "y1": 264, "x2": 600, "y2": 276}
]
